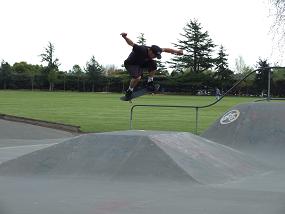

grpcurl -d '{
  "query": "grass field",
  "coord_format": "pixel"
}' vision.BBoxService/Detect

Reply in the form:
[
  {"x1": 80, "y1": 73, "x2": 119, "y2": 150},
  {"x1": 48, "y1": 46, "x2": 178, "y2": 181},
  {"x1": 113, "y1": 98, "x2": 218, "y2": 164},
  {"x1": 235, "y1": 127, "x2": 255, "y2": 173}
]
[{"x1": 0, "y1": 90, "x2": 258, "y2": 134}]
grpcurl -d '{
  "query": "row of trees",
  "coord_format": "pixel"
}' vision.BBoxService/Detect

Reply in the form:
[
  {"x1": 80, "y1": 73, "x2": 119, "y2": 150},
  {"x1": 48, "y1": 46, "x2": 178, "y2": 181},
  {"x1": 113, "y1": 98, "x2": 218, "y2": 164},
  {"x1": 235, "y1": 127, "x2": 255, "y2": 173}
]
[
  {"x1": 1, "y1": 57, "x2": 284, "y2": 96},
  {"x1": 1, "y1": 19, "x2": 285, "y2": 96}
]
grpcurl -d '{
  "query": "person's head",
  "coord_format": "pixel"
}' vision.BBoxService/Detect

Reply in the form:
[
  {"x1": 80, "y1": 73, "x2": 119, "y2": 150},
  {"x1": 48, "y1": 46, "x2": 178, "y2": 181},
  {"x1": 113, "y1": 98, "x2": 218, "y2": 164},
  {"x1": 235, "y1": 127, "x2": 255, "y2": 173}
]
[{"x1": 148, "y1": 45, "x2": 162, "y2": 59}]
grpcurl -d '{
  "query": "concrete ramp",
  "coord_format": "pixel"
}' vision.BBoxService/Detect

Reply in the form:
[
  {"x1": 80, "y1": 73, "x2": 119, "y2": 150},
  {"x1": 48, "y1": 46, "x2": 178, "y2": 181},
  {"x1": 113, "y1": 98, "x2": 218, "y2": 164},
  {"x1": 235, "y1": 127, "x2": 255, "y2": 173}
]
[
  {"x1": 202, "y1": 102, "x2": 285, "y2": 153},
  {"x1": 0, "y1": 131, "x2": 266, "y2": 184}
]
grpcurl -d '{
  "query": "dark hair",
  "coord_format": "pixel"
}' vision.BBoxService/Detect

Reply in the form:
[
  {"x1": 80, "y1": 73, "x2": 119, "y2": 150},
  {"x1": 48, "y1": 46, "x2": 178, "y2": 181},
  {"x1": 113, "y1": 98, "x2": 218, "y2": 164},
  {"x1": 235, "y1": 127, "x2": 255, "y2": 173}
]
[{"x1": 150, "y1": 45, "x2": 162, "y2": 59}]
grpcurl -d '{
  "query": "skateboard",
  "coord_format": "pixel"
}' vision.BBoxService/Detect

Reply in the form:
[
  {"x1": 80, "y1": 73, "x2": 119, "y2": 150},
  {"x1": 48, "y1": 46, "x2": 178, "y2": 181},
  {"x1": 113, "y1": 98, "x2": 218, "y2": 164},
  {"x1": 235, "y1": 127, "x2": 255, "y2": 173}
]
[{"x1": 120, "y1": 84, "x2": 160, "y2": 101}]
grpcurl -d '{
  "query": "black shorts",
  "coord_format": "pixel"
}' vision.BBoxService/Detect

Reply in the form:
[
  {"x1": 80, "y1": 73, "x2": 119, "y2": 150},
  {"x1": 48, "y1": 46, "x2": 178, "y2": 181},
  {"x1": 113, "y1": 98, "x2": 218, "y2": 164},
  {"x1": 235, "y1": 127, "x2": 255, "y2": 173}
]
[
  {"x1": 124, "y1": 60, "x2": 157, "y2": 79},
  {"x1": 124, "y1": 65, "x2": 145, "y2": 79}
]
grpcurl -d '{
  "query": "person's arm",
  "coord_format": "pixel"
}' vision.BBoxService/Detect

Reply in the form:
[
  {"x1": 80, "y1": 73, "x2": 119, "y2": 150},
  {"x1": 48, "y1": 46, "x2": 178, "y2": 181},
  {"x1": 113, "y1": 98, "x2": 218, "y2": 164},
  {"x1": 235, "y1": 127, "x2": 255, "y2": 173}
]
[
  {"x1": 120, "y1": 32, "x2": 134, "y2": 47},
  {"x1": 162, "y1": 48, "x2": 183, "y2": 55}
]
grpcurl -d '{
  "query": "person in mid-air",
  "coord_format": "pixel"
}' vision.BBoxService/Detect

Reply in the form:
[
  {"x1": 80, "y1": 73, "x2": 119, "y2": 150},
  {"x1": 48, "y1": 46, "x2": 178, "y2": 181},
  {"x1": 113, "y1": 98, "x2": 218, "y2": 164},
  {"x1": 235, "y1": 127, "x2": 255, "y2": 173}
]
[{"x1": 121, "y1": 32, "x2": 183, "y2": 100}]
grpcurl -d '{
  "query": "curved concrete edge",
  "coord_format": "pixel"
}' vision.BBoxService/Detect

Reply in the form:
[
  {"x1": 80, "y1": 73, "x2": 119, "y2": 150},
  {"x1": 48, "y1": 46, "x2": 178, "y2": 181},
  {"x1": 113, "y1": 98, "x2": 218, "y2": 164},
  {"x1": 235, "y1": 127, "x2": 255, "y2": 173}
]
[{"x1": 0, "y1": 114, "x2": 81, "y2": 134}]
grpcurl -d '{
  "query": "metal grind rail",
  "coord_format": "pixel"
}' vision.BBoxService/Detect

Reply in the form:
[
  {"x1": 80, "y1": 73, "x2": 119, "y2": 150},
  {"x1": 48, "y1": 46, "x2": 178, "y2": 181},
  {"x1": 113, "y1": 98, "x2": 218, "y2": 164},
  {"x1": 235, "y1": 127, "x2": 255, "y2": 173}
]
[{"x1": 130, "y1": 67, "x2": 285, "y2": 134}]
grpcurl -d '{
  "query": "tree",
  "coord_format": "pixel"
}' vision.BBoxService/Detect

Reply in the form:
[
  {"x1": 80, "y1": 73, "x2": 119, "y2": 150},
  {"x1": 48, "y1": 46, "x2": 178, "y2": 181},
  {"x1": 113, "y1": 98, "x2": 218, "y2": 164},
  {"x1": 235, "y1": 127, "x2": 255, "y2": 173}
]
[
  {"x1": 169, "y1": 19, "x2": 216, "y2": 73},
  {"x1": 234, "y1": 56, "x2": 255, "y2": 95},
  {"x1": 13, "y1": 62, "x2": 40, "y2": 90},
  {"x1": 271, "y1": 67, "x2": 285, "y2": 96},
  {"x1": 85, "y1": 56, "x2": 104, "y2": 92},
  {"x1": 235, "y1": 56, "x2": 252, "y2": 74},
  {"x1": 137, "y1": 33, "x2": 146, "y2": 45},
  {"x1": 71, "y1": 64, "x2": 84, "y2": 91},
  {"x1": 215, "y1": 45, "x2": 228, "y2": 73},
  {"x1": 0, "y1": 60, "x2": 12, "y2": 89},
  {"x1": 255, "y1": 58, "x2": 271, "y2": 94},
  {"x1": 103, "y1": 64, "x2": 117, "y2": 76},
  {"x1": 39, "y1": 42, "x2": 60, "y2": 91},
  {"x1": 214, "y1": 45, "x2": 234, "y2": 88},
  {"x1": 156, "y1": 60, "x2": 169, "y2": 76},
  {"x1": 270, "y1": 0, "x2": 285, "y2": 39},
  {"x1": 269, "y1": 0, "x2": 285, "y2": 60}
]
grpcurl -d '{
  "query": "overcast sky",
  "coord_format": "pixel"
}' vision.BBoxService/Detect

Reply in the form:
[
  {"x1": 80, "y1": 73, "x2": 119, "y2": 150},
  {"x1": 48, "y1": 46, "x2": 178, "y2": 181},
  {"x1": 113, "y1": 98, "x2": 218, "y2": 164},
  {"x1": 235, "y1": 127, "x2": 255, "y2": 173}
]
[{"x1": 0, "y1": 0, "x2": 280, "y2": 71}]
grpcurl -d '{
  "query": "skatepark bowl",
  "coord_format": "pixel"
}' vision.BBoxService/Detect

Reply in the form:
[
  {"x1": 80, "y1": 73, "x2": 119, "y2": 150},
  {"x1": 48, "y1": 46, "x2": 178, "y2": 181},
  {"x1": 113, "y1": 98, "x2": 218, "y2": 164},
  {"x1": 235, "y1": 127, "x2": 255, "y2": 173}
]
[{"x1": 0, "y1": 102, "x2": 285, "y2": 214}]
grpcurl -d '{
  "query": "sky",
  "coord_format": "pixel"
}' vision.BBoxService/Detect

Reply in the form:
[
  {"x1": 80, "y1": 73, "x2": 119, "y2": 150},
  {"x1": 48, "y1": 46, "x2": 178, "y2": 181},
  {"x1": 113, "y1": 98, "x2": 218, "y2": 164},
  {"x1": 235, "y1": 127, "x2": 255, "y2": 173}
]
[{"x1": 0, "y1": 0, "x2": 281, "y2": 72}]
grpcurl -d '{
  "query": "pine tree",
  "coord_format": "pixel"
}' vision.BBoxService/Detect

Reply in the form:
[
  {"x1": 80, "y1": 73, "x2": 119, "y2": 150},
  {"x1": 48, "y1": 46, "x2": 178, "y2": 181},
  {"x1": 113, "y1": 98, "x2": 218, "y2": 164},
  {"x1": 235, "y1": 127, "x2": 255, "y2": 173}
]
[
  {"x1": 169, "y1": 19, "x2": 216, "y2": 73},
  {"x1": 39, "y1": 42, "x2": 60, "y2": 91},
  {"x1": 0, "y1": 60, "x2": 12, "y2": 89},
  {"x1": 85, "y1": 56, "x2": 104, "y2": 92},
  {"x1": 137, "y1": 33, "x2": 146, "y2": 45},
  {"x1": 156, "y1": 60, "x2": 169, "y2": 76},
  {"x1": 214, "y1": 45, "x2": 233, "y2": 81},
  {"x1": 71, "y1": 64, "x2": 84, "y2": 91},
  {"x1": 255, "y1": 58, "x2": 271, "y2": 92}
]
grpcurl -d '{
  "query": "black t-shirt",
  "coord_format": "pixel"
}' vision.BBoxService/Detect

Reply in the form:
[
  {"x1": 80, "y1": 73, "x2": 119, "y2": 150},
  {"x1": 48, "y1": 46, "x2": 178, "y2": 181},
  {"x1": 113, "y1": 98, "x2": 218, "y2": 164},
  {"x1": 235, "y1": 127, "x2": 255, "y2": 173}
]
[{"x1": 124, "y1": 44, "x2": 157, "y2": 70}]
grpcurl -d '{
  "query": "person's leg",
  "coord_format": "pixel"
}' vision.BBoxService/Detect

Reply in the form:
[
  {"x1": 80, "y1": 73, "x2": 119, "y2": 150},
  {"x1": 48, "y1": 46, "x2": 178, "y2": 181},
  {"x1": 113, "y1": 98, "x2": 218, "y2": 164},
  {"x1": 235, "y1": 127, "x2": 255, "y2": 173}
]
[
  {"x1": 125, "y1": 76, "x2": 141, "y2": 101},
  {"x1": 146, "y1": 70, "x2": 156, "y2": 91},
  {"x1": 124, "y1": 65, "x2": 143, "y2": 100},
  {"x1": 146, "y1": 60, "x2": 157, "y2": 90},
  {"x1": 128, "y1": 76, "x2": 141, "y2": 91},
  {"x1": 147, "y1": 70, "x2": 155, "y2": 83}
]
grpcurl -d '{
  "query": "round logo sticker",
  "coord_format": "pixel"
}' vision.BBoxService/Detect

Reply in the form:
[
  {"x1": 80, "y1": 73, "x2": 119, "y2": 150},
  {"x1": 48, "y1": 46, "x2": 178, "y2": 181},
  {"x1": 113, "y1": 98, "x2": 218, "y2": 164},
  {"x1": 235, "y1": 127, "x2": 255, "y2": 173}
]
[{"x1": 220, "y1": 110, "x2": 240, "y2": 125}]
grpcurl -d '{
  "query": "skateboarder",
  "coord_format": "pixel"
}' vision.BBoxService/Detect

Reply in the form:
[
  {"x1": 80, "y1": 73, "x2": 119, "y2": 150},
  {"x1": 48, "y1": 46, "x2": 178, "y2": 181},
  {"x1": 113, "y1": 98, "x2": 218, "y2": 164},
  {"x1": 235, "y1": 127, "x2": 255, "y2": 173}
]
[{"x1": 121, "y1": 32, "x2": 183, "y2": 101}]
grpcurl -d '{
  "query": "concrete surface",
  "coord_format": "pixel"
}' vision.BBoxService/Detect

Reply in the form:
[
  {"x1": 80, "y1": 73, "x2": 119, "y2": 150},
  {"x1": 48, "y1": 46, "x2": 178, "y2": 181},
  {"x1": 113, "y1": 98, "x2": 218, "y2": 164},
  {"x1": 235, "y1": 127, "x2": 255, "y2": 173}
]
[
  {"x1": 0, "y1": 102, "x2": 285, "y2": 214},
  {"x1": 0, "y1": 119, "x2": 75, "y2": 164},
  {"x1": 0, "y1": 131, "x2": 267, "y2": 184},
  {"x1": 202, "y1": 102, "x2": 285, "y2": 166}
]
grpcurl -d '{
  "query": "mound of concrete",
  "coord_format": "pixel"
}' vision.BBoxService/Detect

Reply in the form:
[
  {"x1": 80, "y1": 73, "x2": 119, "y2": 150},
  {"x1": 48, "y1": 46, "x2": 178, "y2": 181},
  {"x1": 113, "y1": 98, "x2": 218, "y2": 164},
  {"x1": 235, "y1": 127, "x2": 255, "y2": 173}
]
[
  {"x1": 0, "y1": 131, "x2": 266, "y2": 184},
  {"x1": 202, "y1": 102, "x2": 285, "y2": 153}
]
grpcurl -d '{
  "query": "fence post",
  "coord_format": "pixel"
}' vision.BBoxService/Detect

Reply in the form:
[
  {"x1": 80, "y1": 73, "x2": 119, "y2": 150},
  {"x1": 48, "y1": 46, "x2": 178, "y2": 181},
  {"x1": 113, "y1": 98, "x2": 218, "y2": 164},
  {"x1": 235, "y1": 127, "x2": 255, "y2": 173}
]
[
  {"x1": 130, "y1": 106, "x2": 134, "y2": 129},
  {"x1": 267, "y1": 68, "x2": 271, "y2": 102},
  {"x1": 195, "y1": 107, "x2": 199, "y2": 134}
]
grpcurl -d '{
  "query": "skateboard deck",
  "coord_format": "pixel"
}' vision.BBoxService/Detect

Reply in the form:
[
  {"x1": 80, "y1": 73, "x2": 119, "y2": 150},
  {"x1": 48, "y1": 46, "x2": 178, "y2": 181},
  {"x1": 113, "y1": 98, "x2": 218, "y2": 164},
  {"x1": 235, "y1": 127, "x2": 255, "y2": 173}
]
[{"x1": 120, "y1": 84, "x2": 160, "y2": 101}]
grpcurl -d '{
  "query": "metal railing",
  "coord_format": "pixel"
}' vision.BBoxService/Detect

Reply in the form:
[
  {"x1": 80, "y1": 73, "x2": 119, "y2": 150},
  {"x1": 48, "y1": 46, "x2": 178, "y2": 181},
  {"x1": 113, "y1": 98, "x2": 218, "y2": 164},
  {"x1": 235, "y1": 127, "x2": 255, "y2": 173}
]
[{"x1": 129, "y1": 66, "x2": 285, "y2": 134}]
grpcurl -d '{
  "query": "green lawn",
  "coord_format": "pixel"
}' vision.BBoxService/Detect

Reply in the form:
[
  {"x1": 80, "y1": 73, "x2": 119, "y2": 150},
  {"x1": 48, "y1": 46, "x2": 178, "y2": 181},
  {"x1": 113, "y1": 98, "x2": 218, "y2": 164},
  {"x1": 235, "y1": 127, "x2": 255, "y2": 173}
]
[{"x1": 0, "y1": 90, "x2": 257, "y2": 134}]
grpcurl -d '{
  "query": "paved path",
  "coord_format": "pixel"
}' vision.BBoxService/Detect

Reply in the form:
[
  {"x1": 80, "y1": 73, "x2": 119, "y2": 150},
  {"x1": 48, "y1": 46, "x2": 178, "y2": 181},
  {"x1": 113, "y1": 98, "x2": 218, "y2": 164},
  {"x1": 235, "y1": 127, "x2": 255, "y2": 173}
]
[{"x1": 0, "y1": 119, "x2": 75, "y2": 163}]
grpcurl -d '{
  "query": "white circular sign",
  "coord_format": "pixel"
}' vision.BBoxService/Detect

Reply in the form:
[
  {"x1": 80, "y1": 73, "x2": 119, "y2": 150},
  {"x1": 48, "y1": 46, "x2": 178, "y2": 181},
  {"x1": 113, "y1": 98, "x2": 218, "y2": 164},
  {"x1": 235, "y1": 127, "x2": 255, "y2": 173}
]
[{"x1": 220, "y1": 110, "x2": 240, "y2": 125}]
